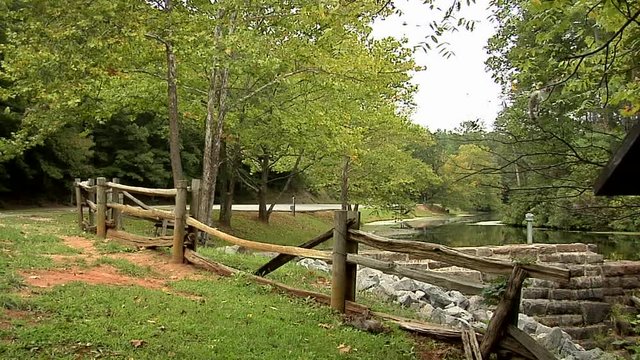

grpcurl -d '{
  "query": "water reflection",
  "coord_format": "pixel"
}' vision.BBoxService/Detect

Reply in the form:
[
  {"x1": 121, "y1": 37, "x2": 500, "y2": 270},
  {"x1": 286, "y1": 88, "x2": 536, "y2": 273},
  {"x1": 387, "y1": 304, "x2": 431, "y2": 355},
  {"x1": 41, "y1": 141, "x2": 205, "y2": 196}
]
[{"x1": 390, "y1": 215, "x2": 640, "y2": 260}]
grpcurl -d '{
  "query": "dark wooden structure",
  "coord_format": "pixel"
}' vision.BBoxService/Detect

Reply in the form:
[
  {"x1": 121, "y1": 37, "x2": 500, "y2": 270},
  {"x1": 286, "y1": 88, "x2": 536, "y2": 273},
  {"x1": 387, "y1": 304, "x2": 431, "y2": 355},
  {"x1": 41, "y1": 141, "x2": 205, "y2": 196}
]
[{"x1": 594, "y1": 122, "x2": 640, "y2": 196}]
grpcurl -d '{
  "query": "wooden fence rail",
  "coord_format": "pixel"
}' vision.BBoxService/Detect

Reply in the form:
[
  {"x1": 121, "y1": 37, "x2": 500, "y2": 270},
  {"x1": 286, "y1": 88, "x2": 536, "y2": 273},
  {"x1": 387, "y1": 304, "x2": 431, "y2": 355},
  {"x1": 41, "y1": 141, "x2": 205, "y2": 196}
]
[{"x1": 349, "y1": 229, "x2": 570, "y2": 282}]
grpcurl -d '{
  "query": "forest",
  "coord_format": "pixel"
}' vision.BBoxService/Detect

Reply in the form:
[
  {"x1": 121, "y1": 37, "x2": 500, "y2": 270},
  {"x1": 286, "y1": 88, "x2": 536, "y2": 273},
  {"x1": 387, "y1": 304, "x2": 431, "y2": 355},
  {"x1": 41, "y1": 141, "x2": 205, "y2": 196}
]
[{"x1": 0, "y1": 0, "x2": 639, "y2": 231}]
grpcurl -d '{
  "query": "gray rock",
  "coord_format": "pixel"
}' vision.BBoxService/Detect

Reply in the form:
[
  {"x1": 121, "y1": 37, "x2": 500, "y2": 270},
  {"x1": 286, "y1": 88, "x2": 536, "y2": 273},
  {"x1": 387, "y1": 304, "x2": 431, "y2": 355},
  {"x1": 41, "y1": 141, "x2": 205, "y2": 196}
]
[
  {"x1": 423, "y1": 286, "x2": 455, "y2": 308},
  {"x1": 535, "y1": 323, "x2": 553, "y2": 336},
  {"x1": 448, "y1": 290, "x2": 470, "y2": 309},
  {"x1": 413, "y1": 280, "x2": 436, "y2": 293},
  {"x1": 430, "y1": 308, "x2": 460, "y2": 328},
  {"x1": 417, "y1": 302, "x2": 434, "y2": 320},
  {"x1": 395, "y1": 291, "x2": 422, "y2": 307},
  {"x1": 467, "y1": 295, "x2": 485, "y2": 312},
  {"x1": 443, "y1": 304, "x2": 474, "y2": 322},
  {"x1": 297, "y1": 258, "x2": 330, "y2": 273},
  {"x1": 391, "y1": 278, "x2": 419, "y2": 292},
  {"x1": 356, "y1": 268, "x2": 381, "y2": 291},
  {"x1": 539, "y1": 328, "x2": 565, "y2": 352},
  {"x1": 517, "y1": 314, "x2": 539, "y2": 334},
  {"x1": 471, "y1": 309, "x2": 492, "y2": 322},
  {"x1": 219, "y1": 245, "x2": 242, "y2": 254},
  {"x1": 572, "y1": 348, "x2": 616, "y2": 360}
]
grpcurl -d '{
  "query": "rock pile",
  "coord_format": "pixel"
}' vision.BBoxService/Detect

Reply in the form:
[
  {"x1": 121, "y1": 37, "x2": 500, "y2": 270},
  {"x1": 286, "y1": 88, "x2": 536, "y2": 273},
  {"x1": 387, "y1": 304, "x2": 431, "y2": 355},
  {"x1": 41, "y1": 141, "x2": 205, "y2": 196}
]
[{"x1": 295, "y1": 259, "x2": 613, "y2": 360}]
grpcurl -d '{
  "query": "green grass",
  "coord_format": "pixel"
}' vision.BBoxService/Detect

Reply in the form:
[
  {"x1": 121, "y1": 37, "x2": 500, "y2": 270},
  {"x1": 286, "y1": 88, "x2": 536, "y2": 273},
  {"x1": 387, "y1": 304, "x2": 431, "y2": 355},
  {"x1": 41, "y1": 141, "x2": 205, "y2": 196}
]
[
  {"x1": 93, "y1": 257, "x2": 159, "y2": 278},
  {"x1": 0, "y1": 209, "x2": 464, "y2": 359},
  {"x1": 215, "y1": 211, "x2": 334, "y2": 248}
]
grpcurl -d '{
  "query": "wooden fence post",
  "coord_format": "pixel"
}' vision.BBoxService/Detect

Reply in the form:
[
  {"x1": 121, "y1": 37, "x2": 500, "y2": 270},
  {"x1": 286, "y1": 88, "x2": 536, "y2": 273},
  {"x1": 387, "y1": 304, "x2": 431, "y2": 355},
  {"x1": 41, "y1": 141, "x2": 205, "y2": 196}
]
[
  {"x1": 96, "y1": 177, "x2": 107, "y2": 238},
  {"x1": 112, "y1": 178, "x2": 121, "y2": 230},
  {"x1": 331, "y1": 210, "x2": 348, "y2": 313},
  {"x1": 346, "y1": 211, "x2": 360, "y2": 302},
  {"x1": 74, "y1": 178, "x2": 83, "y2": 230},
  {"x1": 188, "y1": 178, "x2": 201, "y2": 251},
  {"x1": 88, "y1": 178, "x2": 95, "y2": 227},
  {"x1": 172, "y1": 180, "x2": 188, "y2": 264}
]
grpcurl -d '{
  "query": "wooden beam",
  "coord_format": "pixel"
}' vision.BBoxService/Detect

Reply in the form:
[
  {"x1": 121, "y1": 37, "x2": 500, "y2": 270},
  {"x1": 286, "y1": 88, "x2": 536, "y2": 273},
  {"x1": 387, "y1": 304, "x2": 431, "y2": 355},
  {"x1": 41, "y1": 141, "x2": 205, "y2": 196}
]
[
  {"x1": 462, "y1": 323, "x2": 483, "y2": 360},
  {"x1": 186, "y1": 216, "x2": 332, "y2": 261},
  {"x1": 106, "y1": 181, "x2": 177, "y2": 197},
  {"x1": 480, "y1": 266, "x2": 528, "y2": 359},
  {"x1": 349, "y1": 229, "x2": 569, "y2": 282},
  {"x1": 347, "y1": 254, "x2": 484, "y2": 295},
  {"x1": 74, "y1": 178, "x2": 83, "y2": 230},
  {"x1": 96, "y1": 177, "x2": 107, "y2": 238},
  {"x1": 107, "y1": 203, "x2": 174, "y2": 221},
  {"x1": 254, "y1": 227, "x2": 334, "y2": 276},
  {"x1": 121, "y1": 190, "x2": 153, "y2": 210},
  {"x1": 332, "y1": 210, "x2": 349, "y2": 312},
  {"x1": 506, "y1": 325, "x2": 556, "y2": 360}
]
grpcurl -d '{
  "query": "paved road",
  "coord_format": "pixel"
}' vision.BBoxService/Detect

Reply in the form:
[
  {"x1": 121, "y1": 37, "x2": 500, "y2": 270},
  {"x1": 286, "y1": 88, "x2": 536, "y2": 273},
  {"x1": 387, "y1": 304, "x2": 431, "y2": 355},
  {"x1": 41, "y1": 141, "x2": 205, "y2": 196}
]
[{"x1": 211, "y1": 204, "x2": 343, "y2": 212}]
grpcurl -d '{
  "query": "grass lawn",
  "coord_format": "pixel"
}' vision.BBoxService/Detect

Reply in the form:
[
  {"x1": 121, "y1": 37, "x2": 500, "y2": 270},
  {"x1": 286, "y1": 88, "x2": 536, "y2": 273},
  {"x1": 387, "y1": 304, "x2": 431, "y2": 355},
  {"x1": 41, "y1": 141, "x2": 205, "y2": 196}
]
[{"x1": 0, "y1": 209, "x2": 463, "y2": 359}]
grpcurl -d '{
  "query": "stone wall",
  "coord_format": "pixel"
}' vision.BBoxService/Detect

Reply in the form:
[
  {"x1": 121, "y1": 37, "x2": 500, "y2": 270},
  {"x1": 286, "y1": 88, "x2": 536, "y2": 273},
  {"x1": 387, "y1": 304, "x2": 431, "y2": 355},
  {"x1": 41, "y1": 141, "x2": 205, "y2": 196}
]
[{"x1": 362, "y1": 243, "x2": 640, "y2": 340}]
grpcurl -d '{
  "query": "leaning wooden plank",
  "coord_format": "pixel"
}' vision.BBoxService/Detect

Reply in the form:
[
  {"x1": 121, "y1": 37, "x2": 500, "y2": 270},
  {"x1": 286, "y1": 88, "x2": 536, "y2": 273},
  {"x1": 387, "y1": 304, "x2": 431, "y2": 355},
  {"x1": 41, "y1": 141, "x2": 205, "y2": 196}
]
[
  {"x1": 106, "y1": 229, "x2": 173, "y2": 248},
  {"x1": 461, "y1": 323, "x2": 483, "y2": 360},
  {"x1": 506, "y1": 325, "x2": 557, "y2": 360},
  {"x1": 184, "y1": 249, "x2": 368, "y2": 314},
  {"x1": 186, "y1": 217, "x2": 332, "y2": 261},
  {"x1": 108, "y1": 203, "x2": 174, "y2": 221},
  {"x1": 254, "y1": 227, "x2": 334, "y2": 276},
  {"x1": 348, "y1": 230, "x2": 569, "y2": 282},
  {"x1": 122, "y1": 191, "x2": 153, "y2": 210},
  {"x1": 480, "y1": 266, "x2": 528, "y2": 359},
  {"x1": 106, "y1": 181, "x2": 177, "y2": 197},
  {"x1": 347, "y1": 254, "x2": 484, "y2": 295}
]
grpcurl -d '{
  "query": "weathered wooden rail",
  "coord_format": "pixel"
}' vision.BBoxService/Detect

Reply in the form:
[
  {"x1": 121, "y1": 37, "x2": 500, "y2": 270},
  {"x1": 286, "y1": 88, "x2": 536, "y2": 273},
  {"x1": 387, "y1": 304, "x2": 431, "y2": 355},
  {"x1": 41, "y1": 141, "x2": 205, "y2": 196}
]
[{"x1": 74, "y1": 178, "x2": 569, "y2": 360}]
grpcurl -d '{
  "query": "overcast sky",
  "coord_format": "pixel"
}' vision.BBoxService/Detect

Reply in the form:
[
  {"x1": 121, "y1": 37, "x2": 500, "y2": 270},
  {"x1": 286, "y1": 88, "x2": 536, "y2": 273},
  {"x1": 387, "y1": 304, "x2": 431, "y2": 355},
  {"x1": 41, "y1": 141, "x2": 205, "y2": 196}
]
[{"x1": 371, "y1": 0, "x2": 503, "y2": 131}]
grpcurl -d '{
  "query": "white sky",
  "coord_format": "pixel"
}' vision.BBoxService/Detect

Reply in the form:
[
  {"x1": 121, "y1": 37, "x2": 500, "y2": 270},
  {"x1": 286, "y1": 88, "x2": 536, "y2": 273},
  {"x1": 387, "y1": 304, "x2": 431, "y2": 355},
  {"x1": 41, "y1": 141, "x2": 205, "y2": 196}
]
[{"x1": 371, "y1": 0, "x2": 503, "y2": 131}]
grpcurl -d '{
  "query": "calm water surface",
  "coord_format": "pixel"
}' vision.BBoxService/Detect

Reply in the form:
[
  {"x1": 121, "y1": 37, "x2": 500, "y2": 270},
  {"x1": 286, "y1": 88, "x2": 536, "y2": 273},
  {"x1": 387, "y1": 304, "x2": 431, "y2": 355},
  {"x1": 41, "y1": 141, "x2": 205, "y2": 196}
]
[{"x1": 388, "y1": 214, "x2": 640, "y2": 260}]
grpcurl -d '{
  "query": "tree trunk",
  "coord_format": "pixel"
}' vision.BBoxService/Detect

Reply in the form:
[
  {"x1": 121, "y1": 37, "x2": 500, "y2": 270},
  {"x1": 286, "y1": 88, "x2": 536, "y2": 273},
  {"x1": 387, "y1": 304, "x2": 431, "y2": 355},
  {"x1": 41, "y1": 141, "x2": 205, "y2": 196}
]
[
  {"x1": 197, "y1": 11, "x2": 232, "y2": 234},
  {"x1": 164, "y1": 0, "x2": 183, "y2": 186},
  {"x1": 266, "y1": 154, "x2": 302, "y2": 219},
  {"x1": 219, "y1": 142, "x2": 236, "y2": 227},
  {"x1": 340, "y1": 155, "x2": 350, "y2": 211},
  {"x1": 257, "y1": 155, "x2": 270, "y2": 223},
  {"x1": 198, "y1": 67, "x2": 229, "y2": 231}
]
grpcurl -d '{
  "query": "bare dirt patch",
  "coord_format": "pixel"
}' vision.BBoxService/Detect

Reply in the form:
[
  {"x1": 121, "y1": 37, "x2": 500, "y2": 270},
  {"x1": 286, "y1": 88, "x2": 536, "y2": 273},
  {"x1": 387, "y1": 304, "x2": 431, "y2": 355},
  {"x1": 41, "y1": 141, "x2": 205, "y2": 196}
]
[
  {"x1": 0, "y1": 309, "x2": 37, "y2": 330},
  {"x1": 27, "y1": 235, "x2": 206, "y2": 299},
  {"x1": 60, "y1": 236, "x2": 99, "y2": 256},
  {"x1": 20, "y1": 265, "x2": 169, "y2": 290}
]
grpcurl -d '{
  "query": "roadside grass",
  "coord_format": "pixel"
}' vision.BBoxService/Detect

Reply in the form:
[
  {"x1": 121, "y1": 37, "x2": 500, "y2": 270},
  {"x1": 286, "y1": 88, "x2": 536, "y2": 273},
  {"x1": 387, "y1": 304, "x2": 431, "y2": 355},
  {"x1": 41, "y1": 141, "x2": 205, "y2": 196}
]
[
  {"x1": 360, "y1": 207, "x2": 442, "y2": 224},
  {"x1": 0, "y1": 209, "x2": 464, "y2": 360}
]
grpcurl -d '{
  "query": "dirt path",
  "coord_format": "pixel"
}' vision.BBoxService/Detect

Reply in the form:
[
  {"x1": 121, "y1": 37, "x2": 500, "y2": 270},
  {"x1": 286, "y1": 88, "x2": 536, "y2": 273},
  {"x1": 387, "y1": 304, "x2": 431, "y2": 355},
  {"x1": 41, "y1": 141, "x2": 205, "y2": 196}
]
[{"x1": 19, "y1": 236, "x2": 206, "y2": 294}]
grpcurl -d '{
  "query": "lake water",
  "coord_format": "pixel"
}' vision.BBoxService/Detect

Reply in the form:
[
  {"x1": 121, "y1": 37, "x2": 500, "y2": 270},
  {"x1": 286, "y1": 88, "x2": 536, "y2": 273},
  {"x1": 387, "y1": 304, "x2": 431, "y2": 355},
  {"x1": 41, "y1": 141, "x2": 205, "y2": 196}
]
[{"x1": 379, "y1": 214, "x2": 640, "y2": 260}]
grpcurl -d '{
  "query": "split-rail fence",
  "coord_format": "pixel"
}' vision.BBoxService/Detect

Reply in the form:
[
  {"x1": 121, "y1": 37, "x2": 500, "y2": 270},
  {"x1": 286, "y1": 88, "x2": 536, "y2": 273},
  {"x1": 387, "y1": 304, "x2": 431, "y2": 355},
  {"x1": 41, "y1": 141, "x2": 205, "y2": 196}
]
[{"x1": 74, "y1": 177, "x2": 571, "y2": 360}]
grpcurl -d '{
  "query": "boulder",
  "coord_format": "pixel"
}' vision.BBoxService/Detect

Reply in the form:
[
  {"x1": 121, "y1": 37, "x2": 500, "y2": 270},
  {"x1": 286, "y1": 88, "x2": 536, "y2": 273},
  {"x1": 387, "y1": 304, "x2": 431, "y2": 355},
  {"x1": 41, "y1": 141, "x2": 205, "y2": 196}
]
[
  {"x1": 392, "y1": 277, "x2": 420, "y2": 292},
  {"x1": 448, "y1": 290, "x2": 470, "y2": 309},
  {"x1": 396, "y1": 291, "x2": 422, "y2": 307},
  {"x1": 297, "y1": 258, "x2": 330, "y2": 273},
  {"x1": 423, "y1": 286, "x2": 455, "y2": 308},
  {"x1": 356, "y1": 268, "x2": 382, "y2": 291},
  {"x1": 417, "y1": 302, "x2": 434, "y2": 320},
  {"x1": 443, "y1": 304, "x2": 474, "y2": 323}
]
